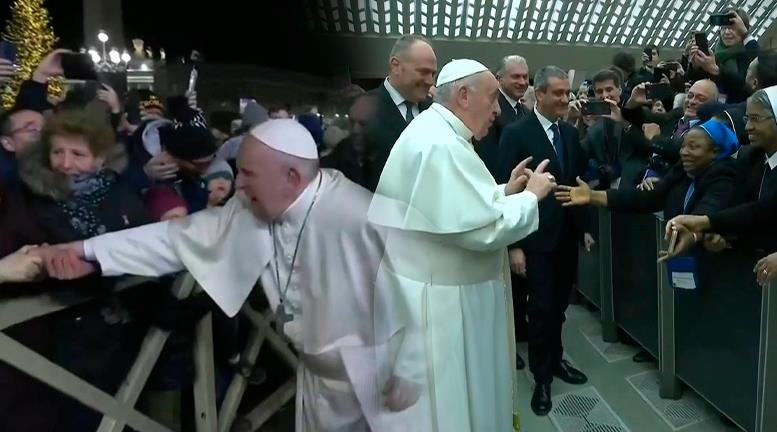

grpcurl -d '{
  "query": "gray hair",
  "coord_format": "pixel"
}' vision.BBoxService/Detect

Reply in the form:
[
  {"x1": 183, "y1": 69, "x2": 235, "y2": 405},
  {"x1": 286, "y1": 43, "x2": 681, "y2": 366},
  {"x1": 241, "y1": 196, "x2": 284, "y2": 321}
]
[
  {"x1": 534, "y1": 66, "x2": 568, "y2": 92},
  {"x1": 692, "y1": 78, "x2": 720, "y2": 102},
  {"x1": 275, "y1": 150, "x2": 320, "y2": 182},
  {"x1": 433, "y1": 73, "x2": 485, "y2": 106},
  {"x1": 749, "y1": 89, "x2": 774, "y2": 114},
  {"x1": 496, "y1": 55, "x2": 528, "y2": 76},
  {"x1": 389, "y1": 34, "x2": 432, "y2": 62}
]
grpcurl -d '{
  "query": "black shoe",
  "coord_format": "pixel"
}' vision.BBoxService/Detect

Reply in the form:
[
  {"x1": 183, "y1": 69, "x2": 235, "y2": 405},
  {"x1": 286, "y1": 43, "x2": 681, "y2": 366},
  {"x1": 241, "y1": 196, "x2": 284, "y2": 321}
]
[
  {"x1": 632, "y1": 349, "x2": 655, "y2": 363},
  {"x1": 553, "y1": 360, "x2": 588, "y2": 385},
  {"x1": 516, "y1": 353, "x2": 525, "y2": 370},
  {"x1": 531, "y1": 383, "x2": 552, "y2": 416}
]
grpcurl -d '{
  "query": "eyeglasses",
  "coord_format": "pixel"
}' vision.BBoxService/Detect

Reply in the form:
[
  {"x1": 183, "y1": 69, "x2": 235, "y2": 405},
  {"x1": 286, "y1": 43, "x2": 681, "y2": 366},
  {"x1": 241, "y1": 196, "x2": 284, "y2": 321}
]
[{"x1": 743, "y1": 115, "x2": 775, "y2": 124}]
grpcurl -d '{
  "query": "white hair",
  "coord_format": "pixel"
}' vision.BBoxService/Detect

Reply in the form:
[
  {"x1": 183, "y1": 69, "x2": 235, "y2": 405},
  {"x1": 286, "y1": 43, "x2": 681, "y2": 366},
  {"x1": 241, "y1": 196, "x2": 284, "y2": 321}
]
[
  {"x1": 433, "y1": 72, "x2": 487, "y2": 106},
  {"x1": 673, "y1": 92, "x2": 687, "y2": 110},
  {"x1": 496, "y1": 55, "x2": 528, "y2": 76}
]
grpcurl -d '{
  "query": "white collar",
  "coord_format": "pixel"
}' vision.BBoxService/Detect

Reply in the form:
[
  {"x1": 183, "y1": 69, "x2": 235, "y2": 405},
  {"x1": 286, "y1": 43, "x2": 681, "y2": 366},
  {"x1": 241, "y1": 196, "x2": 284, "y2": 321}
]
[
  {"x1": 278, "y1": 170, "x2": 322, "y2": 225},
  {"x1": 499, "y1": 88, "x2": 520, "y2": 110},
  {"x1": 534, "y1": 106, "x2": 556, "y2": 131},
  {"x1": 430, "y1": 103, "x2": 474, "y2": 142},
  {"x1": 384, "y1": 78, "x2": 407, "y2": 108},
  {"x1": 766, "y1": 152, "x2": 777, "y2": 170}
]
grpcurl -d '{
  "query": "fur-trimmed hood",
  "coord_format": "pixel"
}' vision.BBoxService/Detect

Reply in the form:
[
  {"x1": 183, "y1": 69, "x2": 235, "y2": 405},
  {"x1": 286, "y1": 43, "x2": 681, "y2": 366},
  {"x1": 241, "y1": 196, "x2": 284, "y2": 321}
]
[{"x1": 18, "y1": 140, "x2": 129, "y2": 202}]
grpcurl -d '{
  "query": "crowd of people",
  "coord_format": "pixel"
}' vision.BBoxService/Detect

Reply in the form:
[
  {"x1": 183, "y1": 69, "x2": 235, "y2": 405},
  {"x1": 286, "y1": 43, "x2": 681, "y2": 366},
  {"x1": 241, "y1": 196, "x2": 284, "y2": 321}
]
[{"x1": 0, "y1": 6, "x2": 776, "y2": 431}]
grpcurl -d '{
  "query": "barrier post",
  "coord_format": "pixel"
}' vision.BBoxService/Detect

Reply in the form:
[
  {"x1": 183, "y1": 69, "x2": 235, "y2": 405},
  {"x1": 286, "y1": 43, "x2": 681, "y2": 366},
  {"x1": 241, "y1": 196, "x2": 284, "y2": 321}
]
[
  {"x1": 598, "y1": 208, "x2": 618, "y2": 342},
  {"x1": 656, "y1": 216, "x2": 682, "y2": 399},
  {"x1": 755, "y1": 281, "x2": 777, "y2": 431}
]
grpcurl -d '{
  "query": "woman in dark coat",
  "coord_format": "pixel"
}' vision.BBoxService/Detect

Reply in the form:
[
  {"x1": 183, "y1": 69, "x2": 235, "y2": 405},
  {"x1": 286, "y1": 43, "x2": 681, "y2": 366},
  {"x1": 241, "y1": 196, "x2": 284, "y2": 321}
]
[
  {"x1": 555, "y1": 118, "x2": 740, "y2": 220},
  {"x1": 0, "y1": 109, "x2": 152, "y2": 431}
]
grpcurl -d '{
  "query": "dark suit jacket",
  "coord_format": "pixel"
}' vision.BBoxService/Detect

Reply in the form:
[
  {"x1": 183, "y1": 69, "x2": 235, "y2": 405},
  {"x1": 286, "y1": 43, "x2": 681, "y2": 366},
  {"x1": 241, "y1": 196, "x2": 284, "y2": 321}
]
[
  {"x1": 497, "y1": 111, "x2": 591, "y2": 253},
  {"x1": 582, "y1": 118, "x2": 651, "y2": 190},
  {"x1": 475, "y1": 92, "x2": 528, "y2": 176},
  {"x1": 365, "y1": 83, "x2": 431, "y2": 191},
  {"x1": 606, "y1": 159, "x2": 737, "y2": 220},
  {"x1": 708, "y1": 146, "x2": 777, "y2": 251}
]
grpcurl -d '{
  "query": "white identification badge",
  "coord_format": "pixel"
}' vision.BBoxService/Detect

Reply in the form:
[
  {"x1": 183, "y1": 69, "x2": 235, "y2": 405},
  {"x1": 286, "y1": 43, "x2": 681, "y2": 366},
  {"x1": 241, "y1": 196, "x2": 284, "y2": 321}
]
[{"x1": 671, "y1": 272, "x2": 697, "y2": 290}]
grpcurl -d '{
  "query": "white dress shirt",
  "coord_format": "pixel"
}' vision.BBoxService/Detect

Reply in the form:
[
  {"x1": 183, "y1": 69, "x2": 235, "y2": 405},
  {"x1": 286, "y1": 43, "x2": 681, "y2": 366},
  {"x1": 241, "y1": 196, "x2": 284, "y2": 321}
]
[
  {"x1": 384, "y1": 78, "x2": 420, "y2": 120},
  {"x1": 499, "y1": 88, "x2": 520, "y2": 114},
  {"x1": 766, "y1": 151, "x2": 777, "y2": 170},
  {"x1": 534, "y1": 107, "x2": 561, "y2": 154}
]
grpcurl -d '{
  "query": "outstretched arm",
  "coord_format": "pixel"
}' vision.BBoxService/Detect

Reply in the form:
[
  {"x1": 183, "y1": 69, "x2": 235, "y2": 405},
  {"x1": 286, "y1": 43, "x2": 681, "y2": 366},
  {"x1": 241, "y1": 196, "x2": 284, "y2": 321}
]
[
  {"x1": 44, "y1": 221, "x2": 185, "y2": 280},
  {"x1": 86, "y1": 221, "x2": 184, "y2": 277}
]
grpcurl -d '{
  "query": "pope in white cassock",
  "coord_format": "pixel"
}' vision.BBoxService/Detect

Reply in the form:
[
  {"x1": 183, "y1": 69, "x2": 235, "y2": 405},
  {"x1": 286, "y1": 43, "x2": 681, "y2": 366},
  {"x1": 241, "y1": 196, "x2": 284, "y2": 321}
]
[
  {"x1": 42, "y1": 119, "x2": 420, "y2": 431},
  {"x1": 367, "y1": 59, "x2": 556, "y2": 431}
]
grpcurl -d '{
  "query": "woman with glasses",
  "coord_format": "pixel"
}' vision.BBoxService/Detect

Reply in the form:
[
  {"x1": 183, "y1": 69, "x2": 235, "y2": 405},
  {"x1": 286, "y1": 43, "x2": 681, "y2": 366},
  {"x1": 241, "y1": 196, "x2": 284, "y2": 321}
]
[{"x1": 666, "y1": 86, "x2": 777, "y2": 269}]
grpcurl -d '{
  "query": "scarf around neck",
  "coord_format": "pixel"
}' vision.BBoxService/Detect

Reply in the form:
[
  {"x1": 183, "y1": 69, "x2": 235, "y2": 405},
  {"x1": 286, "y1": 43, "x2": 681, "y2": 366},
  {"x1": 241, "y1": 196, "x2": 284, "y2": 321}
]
[{"x1": 58, "y1": 169, "x2": 117, "y2": 237}]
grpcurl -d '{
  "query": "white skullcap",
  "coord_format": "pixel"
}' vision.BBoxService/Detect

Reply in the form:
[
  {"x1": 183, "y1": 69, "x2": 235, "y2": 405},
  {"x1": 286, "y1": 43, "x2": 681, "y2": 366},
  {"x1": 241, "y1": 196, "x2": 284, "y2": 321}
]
[
  {"x1": 249, "y1": 119, "x2": 318, "y2": 160},
  {"x1": 436, "y1": 59, "x2": 489, "y2": 87},
  {"x1": 764, "y1": 85, "x2": 777, "y2": 124}
]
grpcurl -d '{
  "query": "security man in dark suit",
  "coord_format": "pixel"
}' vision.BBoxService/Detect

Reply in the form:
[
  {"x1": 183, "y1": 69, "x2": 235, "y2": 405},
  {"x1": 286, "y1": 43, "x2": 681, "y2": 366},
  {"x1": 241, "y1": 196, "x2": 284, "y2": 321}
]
[
  {"x1": 497, "y1": 66, "x2": 594, "y2": 416},
  {"x1": 474, "y1": 54, "x2": 532, "y2": 371},
  {"x1": 365, "y1": 34, "x2": 436, "y2": 191},
  {"x1": 476, "y1": 55, "x2": 531, "y2": 176}
]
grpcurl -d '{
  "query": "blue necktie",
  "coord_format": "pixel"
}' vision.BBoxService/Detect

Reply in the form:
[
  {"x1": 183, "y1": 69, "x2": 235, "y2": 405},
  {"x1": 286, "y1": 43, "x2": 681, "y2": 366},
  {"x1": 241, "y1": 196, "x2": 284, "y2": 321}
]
[
  {"x1": 550, "y1": 123, "x2": 565, "y2": 174},
  {"x1": 683, "y1": 181, "x2": 695, "y2": 212}
]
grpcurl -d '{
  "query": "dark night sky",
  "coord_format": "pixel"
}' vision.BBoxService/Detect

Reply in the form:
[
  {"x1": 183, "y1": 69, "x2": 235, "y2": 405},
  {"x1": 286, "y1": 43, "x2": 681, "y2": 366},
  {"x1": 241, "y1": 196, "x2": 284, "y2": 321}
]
[{"x1": 1, "y1": 0, "x2": 328, "y2": 74}]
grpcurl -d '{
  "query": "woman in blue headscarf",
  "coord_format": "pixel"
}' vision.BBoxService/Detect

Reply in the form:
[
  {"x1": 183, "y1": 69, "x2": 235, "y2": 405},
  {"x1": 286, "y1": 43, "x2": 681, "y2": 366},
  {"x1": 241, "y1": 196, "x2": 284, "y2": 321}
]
[{"x1": 554, "y1": 117, "x2": 740, "y2": 221}]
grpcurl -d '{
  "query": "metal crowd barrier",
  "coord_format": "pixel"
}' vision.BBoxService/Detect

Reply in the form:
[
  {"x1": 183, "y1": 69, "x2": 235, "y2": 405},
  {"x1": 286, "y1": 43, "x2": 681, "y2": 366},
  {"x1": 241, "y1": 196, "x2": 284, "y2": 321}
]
[
  {"x1": 0, "y1": 274, "x2": 298, "y2": 432},
  {"x1": 580, "y1": 210, "x2": 777, "y2": 432}
]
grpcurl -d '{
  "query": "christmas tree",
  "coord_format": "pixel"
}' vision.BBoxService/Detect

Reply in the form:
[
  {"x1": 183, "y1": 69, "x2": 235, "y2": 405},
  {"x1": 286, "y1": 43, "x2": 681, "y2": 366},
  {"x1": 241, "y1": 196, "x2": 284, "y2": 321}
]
[{"x1": 1, "y1": 0, "x2": 61, "y2": 109}]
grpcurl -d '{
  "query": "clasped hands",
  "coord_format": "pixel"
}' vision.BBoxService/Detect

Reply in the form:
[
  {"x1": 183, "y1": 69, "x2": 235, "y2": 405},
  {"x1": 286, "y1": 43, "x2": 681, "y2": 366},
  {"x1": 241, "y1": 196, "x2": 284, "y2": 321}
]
[{"x1": 0, "y1": 242, "x2": 95, "y2": 284}]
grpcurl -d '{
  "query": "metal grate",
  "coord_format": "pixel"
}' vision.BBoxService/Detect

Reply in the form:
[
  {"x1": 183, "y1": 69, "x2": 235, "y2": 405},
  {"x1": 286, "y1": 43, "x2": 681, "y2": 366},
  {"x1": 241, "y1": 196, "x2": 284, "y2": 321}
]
[
  {"x1": 550, "y1": 386, "x2": 631, "y2": 432},
  {"x1": 626, "y1": 371, "x2": 718, "y2": 430}
]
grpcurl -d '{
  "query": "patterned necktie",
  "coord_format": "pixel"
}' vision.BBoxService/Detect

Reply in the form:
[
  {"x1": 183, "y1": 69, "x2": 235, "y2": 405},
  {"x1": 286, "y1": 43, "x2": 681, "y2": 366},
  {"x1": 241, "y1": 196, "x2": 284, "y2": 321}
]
[
  {"x1": 404, "y1": 101, "x2": 415, "y2": 124},
  {"x1": 550, "y1": 123, "x2": 565, "y2": 174},
  {"x1": 672, "y1": 118, "x2": 690, "y2": 142}
]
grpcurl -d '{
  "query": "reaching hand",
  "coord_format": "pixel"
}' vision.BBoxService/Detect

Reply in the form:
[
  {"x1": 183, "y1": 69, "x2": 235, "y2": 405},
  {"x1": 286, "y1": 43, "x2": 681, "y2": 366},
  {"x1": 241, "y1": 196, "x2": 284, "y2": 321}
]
[
  {"x1": 637, "y1": 176, "x2": 660, "y2": 191},
  {"x1": 97, "y1": 83, "x2": 121, "y2": 114},
  {"x1": 509, "y1": 248, "x2": 527, "y2": 276},
  {"x1": 32, "y1": 48, "x2": 70, "y2": 83},
  {"x1": 555, "y1": 177, "x2": 591, "y2": 207},
  {"x1": 658, "y1": 223, "x2": 698, "y2": 263},
  {"x1": 35, "y1": 244, "x2": 96, "y2": 280},
  {"x1": 755, "y1": 253, "x2": 777, "y2": 288},
  {"x1": 383, "y1": 375, "x2": 421, "y2": 412},
  {"x1": 0, "y1": 246, "x2": 44, "y2": 283},
  {"x1": 690, "y1": 47, "x2": 719, "y2": 76},
  {"x1": 525, "y1": 159, "x2": 557, "y2": 200},
  {"x1": 664, "y1": 215, "x2": 710, "y2": 239},
  {"x1": 144, "y1": 151, "x2": 179, "y2": 181},
  {"x1": 602, "y1": 98, "x2": 623, "y2": 123},
  {"x1": 642, "y1": 123, "x2": 661, "y2": 140},
  {"x1": 505, "y1": 157, "x2": 533, "y2": 195},
  {"x1": 626, "y1": 83, "x2": 648, "y2": 109},
  {"x1": 583, "y1": 232, "x2": 596, "y2": 252},
  {"x1": 703, "y1": 233, "x2": 729, "y2": 253},
  {"x1": 0, "y1": 59, "x2": 16, "y2": 86},
  {"x1": 729, "y1": 10, "x2": 749, "y2": 39}
]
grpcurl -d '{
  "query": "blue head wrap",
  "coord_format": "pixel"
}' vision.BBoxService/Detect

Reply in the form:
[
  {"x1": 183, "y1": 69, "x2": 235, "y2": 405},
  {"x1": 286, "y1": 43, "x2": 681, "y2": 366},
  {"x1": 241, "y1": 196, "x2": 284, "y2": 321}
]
[{"x1": 697, "y1": 118, "x2": 740, "y2": 160}]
